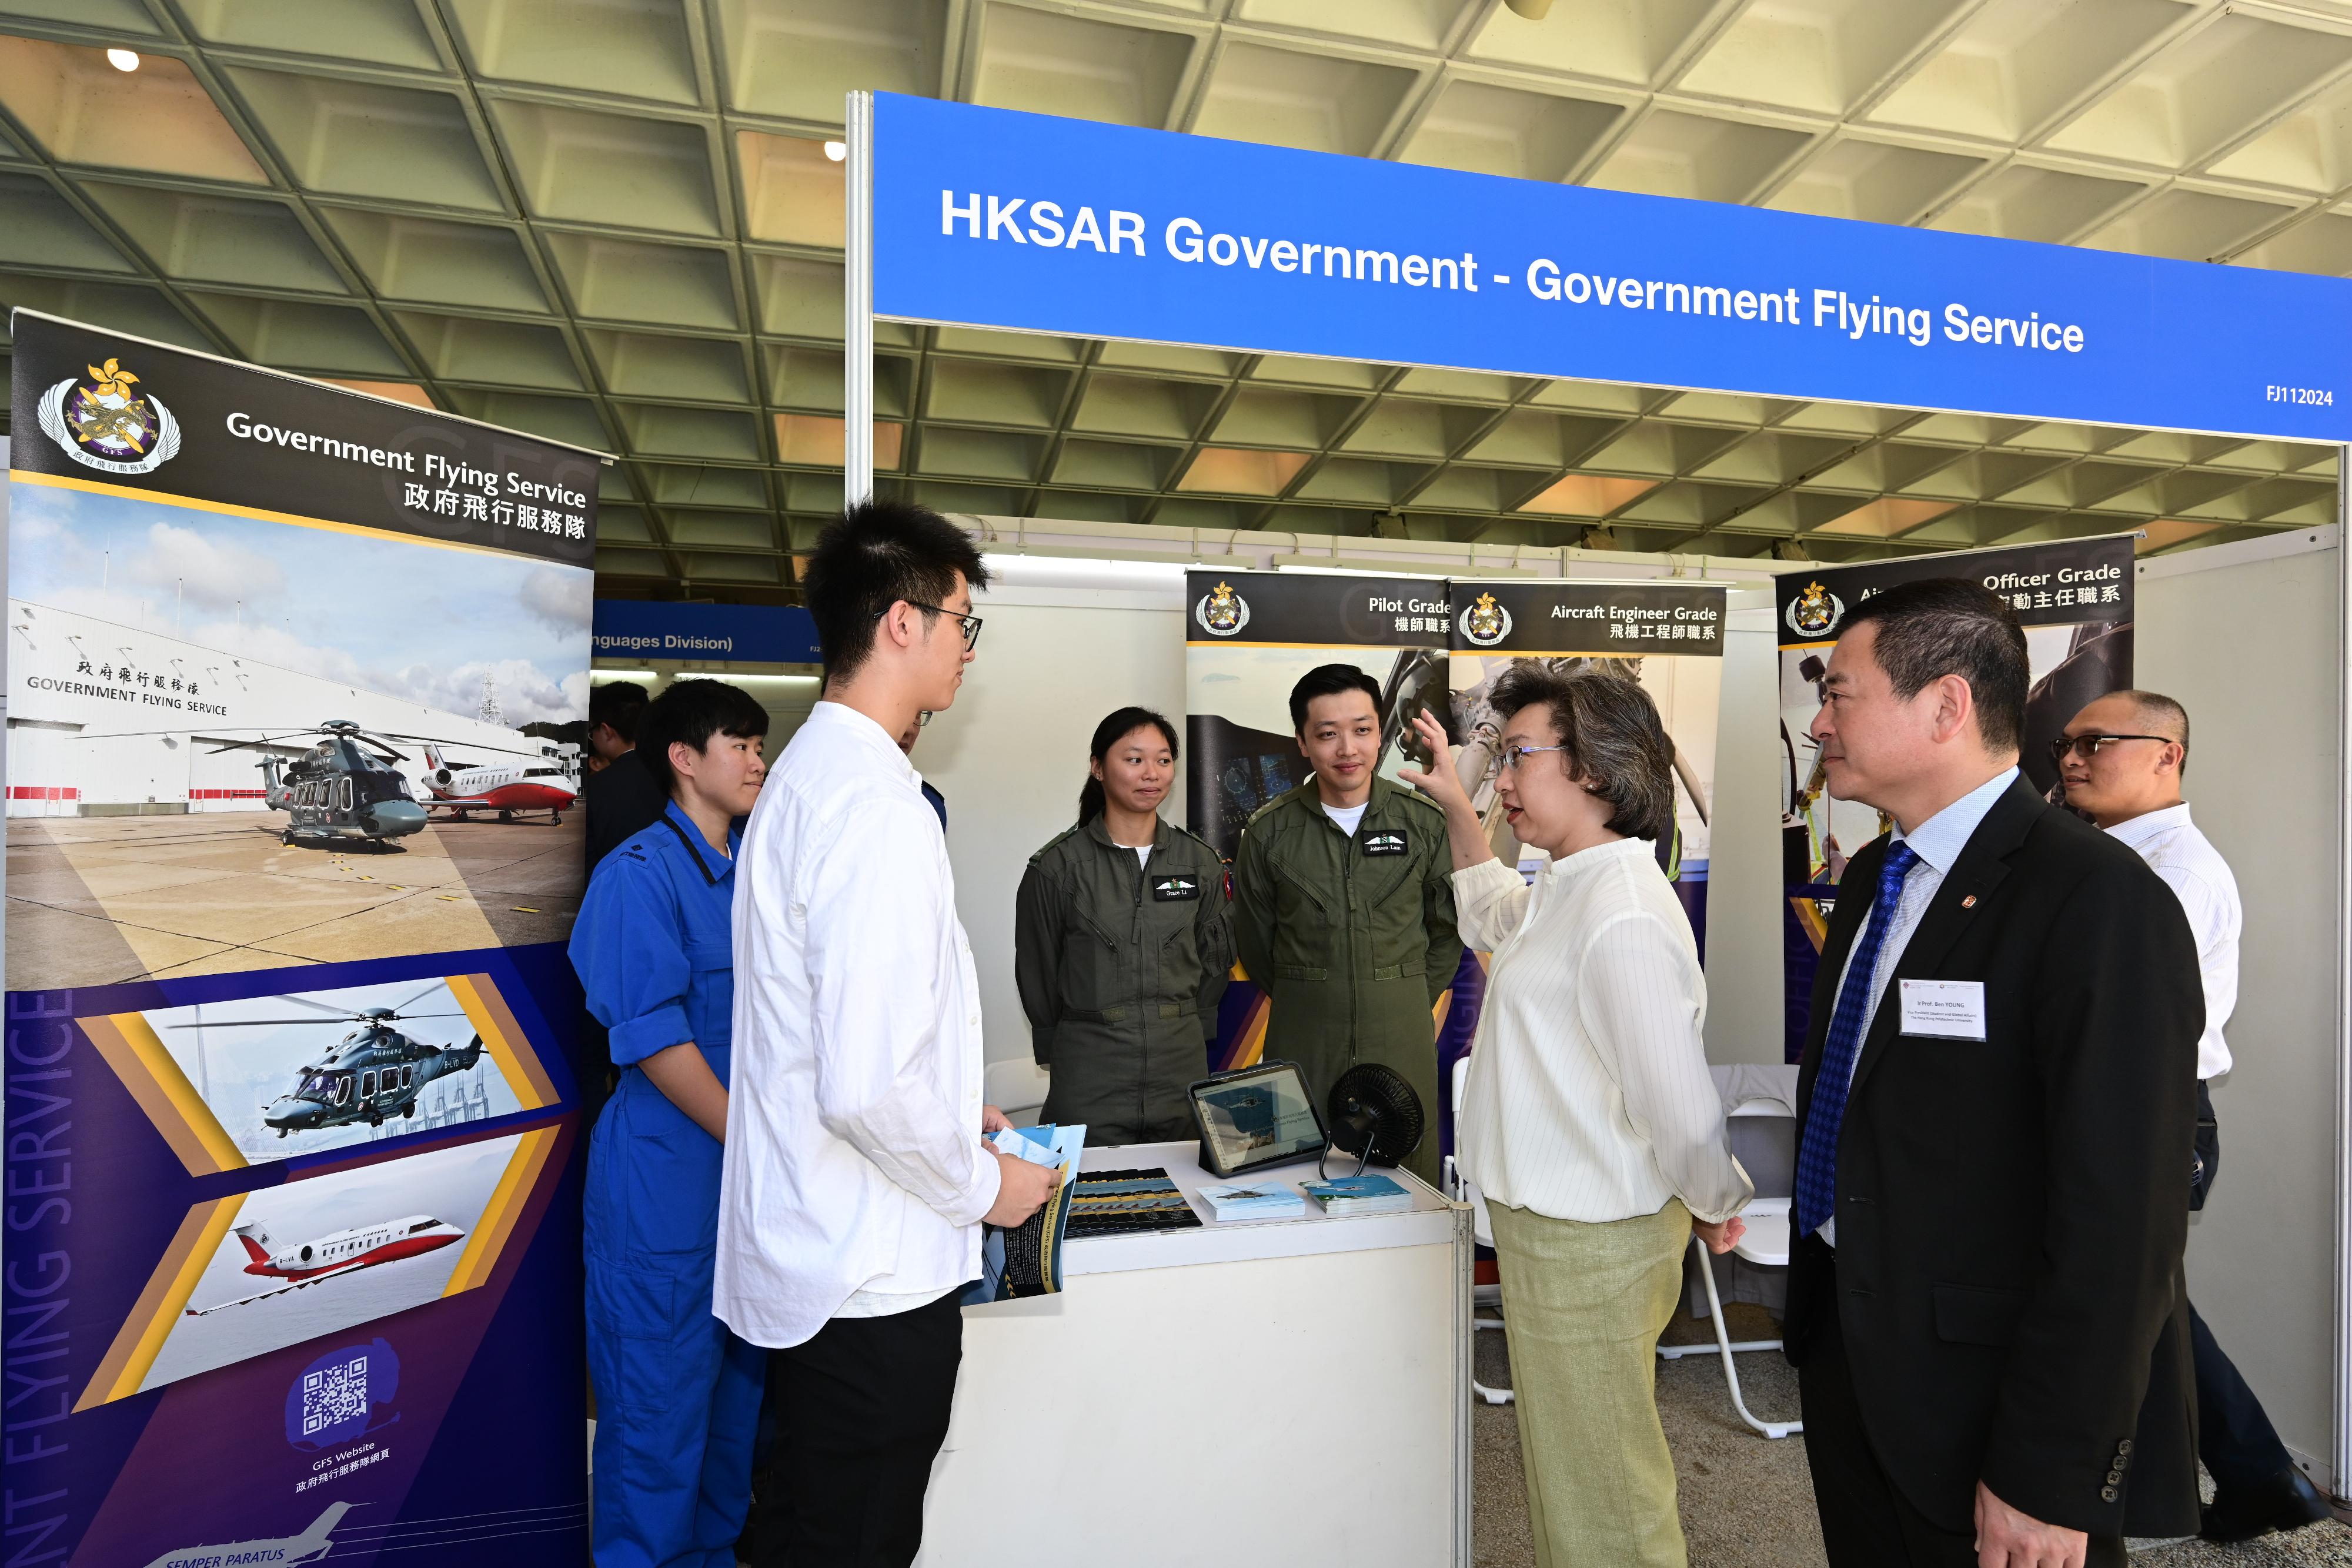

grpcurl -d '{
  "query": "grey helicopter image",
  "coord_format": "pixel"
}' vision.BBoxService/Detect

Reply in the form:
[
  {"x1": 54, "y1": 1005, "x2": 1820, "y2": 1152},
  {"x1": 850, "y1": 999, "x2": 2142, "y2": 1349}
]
[
  {"x1": 233, "y1": 719, "x2": 429, "y2": 850},
  {"x1": 82, "y1": 718, "x2": 563, "y2": 850},
  {"x1": 171, "y1": 984, "x2": 487, "y2": 1137}
]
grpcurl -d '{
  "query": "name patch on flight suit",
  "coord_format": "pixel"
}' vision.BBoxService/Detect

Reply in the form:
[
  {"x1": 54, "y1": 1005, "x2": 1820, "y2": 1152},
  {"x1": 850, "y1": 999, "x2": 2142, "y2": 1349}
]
[
  {"x1": 1362, "y1": 830, "x2": 1409, "y2": 857},
  {"x1": 1151, "y1": 874, "x2": 1202, "y2": 901}
]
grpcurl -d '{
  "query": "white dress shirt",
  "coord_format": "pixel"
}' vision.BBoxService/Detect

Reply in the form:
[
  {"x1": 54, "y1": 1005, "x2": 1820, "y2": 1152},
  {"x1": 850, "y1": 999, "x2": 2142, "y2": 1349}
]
[
  {"x1": 714, "y1": 701, "x2": 1000, "y2": 1349},
  {"x1": 1454, "y1": 838, "x2": 1751, "y2": 1226},
  {"x1": 2106, "y1": 802, "x2": 2238, "y2": 1080},
  {"x1": 1816, "y1": 765, "x2": 2017, "y2": 1244}
]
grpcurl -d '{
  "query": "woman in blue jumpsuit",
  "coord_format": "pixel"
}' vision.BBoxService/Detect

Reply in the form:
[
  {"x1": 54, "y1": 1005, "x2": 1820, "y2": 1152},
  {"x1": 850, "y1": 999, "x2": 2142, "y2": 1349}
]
[{"x1": 571, "y1": 679, "x2": 770, "y2": 1568}]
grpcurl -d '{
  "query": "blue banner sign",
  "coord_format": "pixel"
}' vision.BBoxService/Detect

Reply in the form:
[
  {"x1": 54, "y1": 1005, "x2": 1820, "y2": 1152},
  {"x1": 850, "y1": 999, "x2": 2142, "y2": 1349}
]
[
  {"x1": 873, "y1": 93, "x2": 2352, "y2": 443},
  {"x1": 592, "y1": 600, "x2": 821, "y2": 664}
]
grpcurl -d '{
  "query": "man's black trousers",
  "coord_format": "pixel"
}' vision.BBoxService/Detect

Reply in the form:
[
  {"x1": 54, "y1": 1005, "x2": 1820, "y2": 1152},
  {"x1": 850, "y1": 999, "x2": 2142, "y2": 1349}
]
[{"x1": 752, "y1": 1291, "x2": 963, "y2": 1568}]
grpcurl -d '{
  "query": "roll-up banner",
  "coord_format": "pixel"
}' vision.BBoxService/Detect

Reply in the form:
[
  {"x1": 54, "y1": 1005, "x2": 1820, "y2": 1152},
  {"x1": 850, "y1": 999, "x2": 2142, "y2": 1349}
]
[
  {"x1": 1184, "y1": 569, "x2": 1452, "y2": 1081},
  {"x1": 1774, "y1": 536, "x2": 2135, "y2": 1061},
  {"x1": 5, "y1": 312, "x2": 596, "y2": 1564}
]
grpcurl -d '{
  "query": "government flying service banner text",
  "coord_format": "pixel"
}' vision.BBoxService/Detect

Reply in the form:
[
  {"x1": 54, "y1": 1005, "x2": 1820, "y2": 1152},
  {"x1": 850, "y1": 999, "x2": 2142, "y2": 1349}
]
[
  {"x1": 1774, "y1": 536, "x2": 2134, "y2": 1061},
  {"x1": 4, "y1": 311, "x2": 595, "y2": 1565}
]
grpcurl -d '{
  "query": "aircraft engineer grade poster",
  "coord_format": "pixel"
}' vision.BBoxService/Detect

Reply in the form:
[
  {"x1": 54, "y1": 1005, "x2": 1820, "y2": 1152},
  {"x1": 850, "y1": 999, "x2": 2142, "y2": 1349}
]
[{"x1": 5, "y1": 312, "x2": 596, "y2": 1565}]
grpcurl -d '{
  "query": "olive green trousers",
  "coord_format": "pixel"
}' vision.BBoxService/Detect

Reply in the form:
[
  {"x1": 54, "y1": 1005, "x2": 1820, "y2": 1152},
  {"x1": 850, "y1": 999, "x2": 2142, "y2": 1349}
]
[{"x1": 1488, "y1": 1196, "x2": 1692, "y2": 1568}]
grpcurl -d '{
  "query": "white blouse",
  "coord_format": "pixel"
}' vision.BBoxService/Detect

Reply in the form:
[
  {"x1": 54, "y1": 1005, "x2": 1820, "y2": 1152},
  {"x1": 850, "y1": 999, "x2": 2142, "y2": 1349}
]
[{"x1": 1454, "y1": 840, "x2": 1751, "y2": 1226}]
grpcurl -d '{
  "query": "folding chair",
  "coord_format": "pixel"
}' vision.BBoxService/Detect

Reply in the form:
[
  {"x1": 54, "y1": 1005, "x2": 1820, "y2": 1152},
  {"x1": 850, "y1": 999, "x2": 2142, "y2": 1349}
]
[
  {"x1": 1653, "y1": 1068, "x2": 1802, "y2": 1439},
  {"x1": 1438, "y1": 1054, "x2": 1513, "y2": 1406}
]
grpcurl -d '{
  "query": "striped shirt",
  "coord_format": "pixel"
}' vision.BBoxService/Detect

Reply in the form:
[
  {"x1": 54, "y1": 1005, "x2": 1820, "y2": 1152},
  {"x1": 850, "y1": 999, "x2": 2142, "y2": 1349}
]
[{"x1": 1454, "y1": 838, "x2": 1750, "y2": 1225}]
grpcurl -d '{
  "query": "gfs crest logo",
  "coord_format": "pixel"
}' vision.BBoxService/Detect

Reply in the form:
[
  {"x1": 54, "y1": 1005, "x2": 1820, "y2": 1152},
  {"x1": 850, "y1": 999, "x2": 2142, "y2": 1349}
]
[
  {"x1": 38, "y1": 356, "x2": 182, "y2": 476},
  {"x1": 1459, "y1": 591, "x2": 1512, "y2": 648},
  {"x1": 1194, "y1": 579, "x2": 1250, "y2": 637},
  {"x1": 1785, "y1": 580, "x2": 1843, "y2": 638}
]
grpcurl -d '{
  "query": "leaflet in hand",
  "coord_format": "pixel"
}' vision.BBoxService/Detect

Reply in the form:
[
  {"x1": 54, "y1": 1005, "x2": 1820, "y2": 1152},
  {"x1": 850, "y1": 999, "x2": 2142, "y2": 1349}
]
[{"x1": 963, "y1": 1123, "x2": 1084, "y2": 1305}]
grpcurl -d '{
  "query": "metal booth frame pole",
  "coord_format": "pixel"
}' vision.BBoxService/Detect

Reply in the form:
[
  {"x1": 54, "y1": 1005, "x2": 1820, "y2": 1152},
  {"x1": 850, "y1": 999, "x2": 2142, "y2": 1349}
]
[
  {"x1": 2336, "y1": 447, "x2": 2351, "y2": 1499},
  {"x1": 844, "y1": 90, "x2": 876, "y2": 506}
]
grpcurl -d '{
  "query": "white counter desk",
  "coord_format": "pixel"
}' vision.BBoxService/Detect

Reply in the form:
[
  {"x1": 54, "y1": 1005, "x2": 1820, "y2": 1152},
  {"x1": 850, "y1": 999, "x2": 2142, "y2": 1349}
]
[{"x1": 916, "y1": 1141, "x2": 1474, "y2": 1568}]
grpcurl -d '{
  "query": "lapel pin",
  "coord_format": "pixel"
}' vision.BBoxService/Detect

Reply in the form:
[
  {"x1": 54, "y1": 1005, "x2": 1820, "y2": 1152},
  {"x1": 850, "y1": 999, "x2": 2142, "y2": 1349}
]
[{"x1": 1960, "y1": 894, "x2": 1977, "y2": 909}]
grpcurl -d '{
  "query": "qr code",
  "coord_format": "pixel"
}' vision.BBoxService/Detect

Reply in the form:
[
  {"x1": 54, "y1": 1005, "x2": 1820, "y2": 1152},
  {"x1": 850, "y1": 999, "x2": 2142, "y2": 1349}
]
[{"x1": 302, "y1": 1353, "x2": 368, "y2": 1436}]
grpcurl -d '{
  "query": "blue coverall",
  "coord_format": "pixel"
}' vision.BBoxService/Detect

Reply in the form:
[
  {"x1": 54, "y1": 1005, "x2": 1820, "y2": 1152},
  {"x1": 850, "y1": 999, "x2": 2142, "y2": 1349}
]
[{"x1": 572, "y1": 803, "x2": 764, "y2": 1568}]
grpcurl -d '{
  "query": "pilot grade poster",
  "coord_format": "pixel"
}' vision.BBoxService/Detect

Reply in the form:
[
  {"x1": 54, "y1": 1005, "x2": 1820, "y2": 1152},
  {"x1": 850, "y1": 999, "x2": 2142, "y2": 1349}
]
[
  {"x1": 1184, "y1": 569, "x2": 1455, "y2": 1072},
  {"x1": 1773, "y1": 536, "x2": 2134, "y2": 1062},
  {"x1": 4, "y1": 312, "x2": 595, "y2": 1564}
]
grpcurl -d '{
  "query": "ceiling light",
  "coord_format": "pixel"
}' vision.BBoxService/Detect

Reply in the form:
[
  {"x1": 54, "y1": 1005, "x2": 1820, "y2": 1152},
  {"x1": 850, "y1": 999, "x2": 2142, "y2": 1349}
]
[
  {"x1": 823, "y1": 141, "x2": 847, "y2": 162},
  {"x1": 1504, "y1": 0, "x2": 1554, "y2": 15},
  {"x1": 105, "y1": 48, "x2": 139, "y2": 72}
]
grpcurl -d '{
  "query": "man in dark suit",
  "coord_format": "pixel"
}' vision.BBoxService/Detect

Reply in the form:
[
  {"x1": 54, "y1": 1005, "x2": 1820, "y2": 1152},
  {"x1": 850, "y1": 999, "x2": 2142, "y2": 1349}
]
[{"x1": 1786, "y1": 578, "x2": 2202, "y2": 1567}]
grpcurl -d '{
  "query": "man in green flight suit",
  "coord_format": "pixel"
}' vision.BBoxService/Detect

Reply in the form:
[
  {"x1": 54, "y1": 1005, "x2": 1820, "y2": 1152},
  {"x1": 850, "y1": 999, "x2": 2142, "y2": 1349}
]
[{"x1": 1234, "y1": 664, "x2": 1462, "y2": 1188}]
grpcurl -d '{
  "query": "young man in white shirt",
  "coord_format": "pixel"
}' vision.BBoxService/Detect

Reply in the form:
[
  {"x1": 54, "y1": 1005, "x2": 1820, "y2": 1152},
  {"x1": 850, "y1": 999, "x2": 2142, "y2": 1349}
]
[
  {"x1": 717, "y1": 499, "x2": 1056, "y2": 1568},
  {"x1": 2058, "y1": 689, "x2": 2331, "y2": 1545}
]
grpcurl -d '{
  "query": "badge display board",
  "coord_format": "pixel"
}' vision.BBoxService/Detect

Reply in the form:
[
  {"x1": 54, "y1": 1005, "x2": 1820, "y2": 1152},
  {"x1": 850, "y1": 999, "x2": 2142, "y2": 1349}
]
[
  {"x1": 1773, "y1": 536, "x2": 2135, "y2": 1062},
  {"x1": 5, "y1": 311, "x2": 596, "y2": 1564}
]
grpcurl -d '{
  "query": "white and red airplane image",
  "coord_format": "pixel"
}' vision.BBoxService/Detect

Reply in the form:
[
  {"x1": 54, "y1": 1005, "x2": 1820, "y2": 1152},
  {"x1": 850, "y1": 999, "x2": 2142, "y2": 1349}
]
[
  {"x1": 416, "y1": 742, "x2": 576, "y2": 824},
  {"x1": 184, "y1": 1216, "x2": 466, "y2": 1316}
]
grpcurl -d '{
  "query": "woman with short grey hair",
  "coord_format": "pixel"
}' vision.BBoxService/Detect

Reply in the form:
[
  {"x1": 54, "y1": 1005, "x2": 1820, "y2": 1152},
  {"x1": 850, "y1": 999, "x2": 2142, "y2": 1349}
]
[{"x1": 1402, "y1": 662, "x2": 1749, "y2": 1568}]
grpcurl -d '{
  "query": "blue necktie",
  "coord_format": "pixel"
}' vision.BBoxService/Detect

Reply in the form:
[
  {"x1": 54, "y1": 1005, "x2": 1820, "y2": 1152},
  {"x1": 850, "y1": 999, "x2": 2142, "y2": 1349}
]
[{"x1": 1795, "y1": 841, "x2": 1921, "y2": 1239}]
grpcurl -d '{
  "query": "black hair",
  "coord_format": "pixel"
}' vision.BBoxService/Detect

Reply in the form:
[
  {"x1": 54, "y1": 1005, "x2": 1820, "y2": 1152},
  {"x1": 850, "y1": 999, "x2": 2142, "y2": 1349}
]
[
  {"x1": 1487, "y1": 662, "x2": 1676, "y2": 843},
  {"x1": 1078, "y1": 707, "x2": 1180, "y2": 824},
  {"x1": 638, "y1": 679, "x2": 770, "y2": 797},
  {"x1": 801, "y1": 499, "x2": 990, "y2": 681},
  {"x1": 1839, "y1": 578, "x2": 2029, "y2": 754},
  {"x1": 1288, "y1": 664, "x2": 1382, "y2": 733},
  {"x1": 588, "y1": 680, "x2": 649, "y2": 745}
]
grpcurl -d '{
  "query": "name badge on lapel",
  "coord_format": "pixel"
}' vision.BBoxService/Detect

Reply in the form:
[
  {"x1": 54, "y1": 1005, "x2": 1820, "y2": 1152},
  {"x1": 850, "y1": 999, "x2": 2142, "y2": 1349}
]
[
  {"x1": 1151, "y1": 874, "x2": 1201, "y2": 901},
  {"x1": 1362, "y1": 830, "x2": 1408, "y2": 857},
  {"x1": 1899, "y1": 978, "x2": 1987, "y2": 1040}
]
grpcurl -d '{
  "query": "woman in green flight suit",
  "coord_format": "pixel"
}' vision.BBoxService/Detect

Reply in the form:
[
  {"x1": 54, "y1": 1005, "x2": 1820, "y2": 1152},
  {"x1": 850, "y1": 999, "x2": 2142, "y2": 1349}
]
[{"x1": 1016, "y1": 707, "x2": 1234, "y2": 1145}]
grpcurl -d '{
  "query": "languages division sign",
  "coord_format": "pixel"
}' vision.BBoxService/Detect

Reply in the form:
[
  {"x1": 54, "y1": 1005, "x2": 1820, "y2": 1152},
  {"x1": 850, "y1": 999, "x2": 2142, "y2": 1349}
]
[
  {"x1": 5, "y1": 312, "x2": 596, "y2": 1564},
  {"x1": 1773, "y1": 536, "x2": 2134, "y2": 1061}
]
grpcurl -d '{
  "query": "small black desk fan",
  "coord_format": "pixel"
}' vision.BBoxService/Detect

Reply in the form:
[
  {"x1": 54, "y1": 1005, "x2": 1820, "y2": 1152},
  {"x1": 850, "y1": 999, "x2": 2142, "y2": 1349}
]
[{"x1": 1318, "y1": 1063, "x2": 1426, "y2": 1181}]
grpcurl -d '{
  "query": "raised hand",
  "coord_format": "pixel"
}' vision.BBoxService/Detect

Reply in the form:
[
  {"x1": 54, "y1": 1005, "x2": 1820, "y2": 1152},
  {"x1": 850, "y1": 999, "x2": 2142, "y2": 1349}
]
[{"x1": 1395, "y1": 710, "x2": 1472, "y2": 814}]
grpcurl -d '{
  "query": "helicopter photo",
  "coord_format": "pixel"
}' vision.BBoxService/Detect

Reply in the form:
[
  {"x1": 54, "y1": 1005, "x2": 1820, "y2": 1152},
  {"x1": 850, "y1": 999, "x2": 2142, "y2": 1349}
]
[
  {"x1": 240, "y1": 720, "x2": 432, "y2": 849},
  {"x1": 168, "y1": 984, "x2": 488, "y2": 1137}
]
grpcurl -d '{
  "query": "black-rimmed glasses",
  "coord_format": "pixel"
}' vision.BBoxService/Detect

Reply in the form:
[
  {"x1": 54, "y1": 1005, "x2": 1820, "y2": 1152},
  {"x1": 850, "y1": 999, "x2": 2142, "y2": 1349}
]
[
  {"x1": 2049, "y1": 733, "x2": 2171, "y2": 764},
  {"x1": 884, "y1": 601, "x2": 983, "y2": 652}
]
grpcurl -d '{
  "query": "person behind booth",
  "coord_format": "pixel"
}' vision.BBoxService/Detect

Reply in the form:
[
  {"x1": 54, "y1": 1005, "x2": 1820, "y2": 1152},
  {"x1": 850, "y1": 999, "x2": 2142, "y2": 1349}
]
[
  {"x1": 2057, "y1": 690, "x2": 2331, "y2": 1546},
  {"x1": 570, "y1": 678, "x2": 771, "y2": 1568},
  {"x1": 1787, "y1": 580, "x2": 2200, "y2": 1567},
  {"x1": 1398, "y1": 666, "x2": 1750, "y2": 1568},
  {"x1": 586, "y1": 679, "x2": 666, "y2": 872},
  {"x1": 1015, "y1": 707, "x2": 1232, "y2": 1144},
  {"x1": 1232, "y1": 664, "x2": 1461, "y2": 1187}
]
